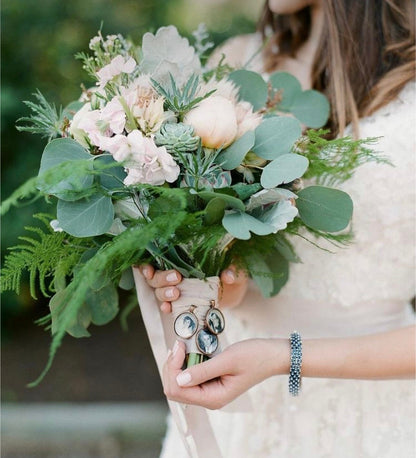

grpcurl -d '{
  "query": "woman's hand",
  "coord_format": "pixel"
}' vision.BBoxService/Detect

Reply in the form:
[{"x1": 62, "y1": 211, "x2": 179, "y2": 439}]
[
  {"x1": 162, "y1": 339, "x2": 290, "y2": 410},
  {"x1": 140, "y1": 264, "x2": 249, "y2": 312}
]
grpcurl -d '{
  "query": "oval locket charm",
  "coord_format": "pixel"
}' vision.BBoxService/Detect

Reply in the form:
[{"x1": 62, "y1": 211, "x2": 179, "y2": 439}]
[
  {"x1": 206, "y1": 308, "x2": 225, "y2": 335},
  {"x1": 195, "y1": 328, "x2": 218, "y2": 356},
  {"x1": 174, "y1": 307, "x2": 198, "y2": 339}
]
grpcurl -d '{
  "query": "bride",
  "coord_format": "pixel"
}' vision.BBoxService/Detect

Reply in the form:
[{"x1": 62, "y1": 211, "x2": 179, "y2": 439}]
[{"x1": 142, "y1": 0, "x2": 416, "y2": 456}]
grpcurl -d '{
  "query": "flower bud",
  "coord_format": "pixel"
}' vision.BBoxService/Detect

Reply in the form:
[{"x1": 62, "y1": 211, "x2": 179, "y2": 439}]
[{"x1": 184, "y1": 96, "x2": 238, "y2": 149}]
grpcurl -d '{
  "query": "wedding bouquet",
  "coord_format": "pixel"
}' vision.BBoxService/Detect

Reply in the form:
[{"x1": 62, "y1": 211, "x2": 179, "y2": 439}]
[{"x1": 1, "y1": 25, "x2": 380, "y2": 384}]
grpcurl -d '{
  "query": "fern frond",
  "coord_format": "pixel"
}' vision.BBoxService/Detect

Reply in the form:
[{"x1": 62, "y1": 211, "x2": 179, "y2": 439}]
[
  {"x1": 28, "y1": 210, "x2": 189, "y2": 386},
  {"x1": 296, "y1": 129, "x2": 389, "y2": 186},
  {"x1": 1, "y1": 215, "x2": 88, "y2": 298}
]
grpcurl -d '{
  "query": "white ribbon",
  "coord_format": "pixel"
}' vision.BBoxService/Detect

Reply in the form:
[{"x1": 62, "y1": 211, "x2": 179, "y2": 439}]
[{"x1": 132, "y1": 267, "x2": 253, "y2": 458}]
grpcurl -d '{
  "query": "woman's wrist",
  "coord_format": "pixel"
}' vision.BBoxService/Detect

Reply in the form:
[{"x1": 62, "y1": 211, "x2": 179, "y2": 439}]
[{"x1": 266, "y1": 338, "x2": 291, "y2": 377}]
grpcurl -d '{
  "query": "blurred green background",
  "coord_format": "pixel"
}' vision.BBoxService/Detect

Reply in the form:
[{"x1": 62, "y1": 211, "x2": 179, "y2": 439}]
[{"x1": 1, "y1": 1, "x2": 260, "y2": 456}]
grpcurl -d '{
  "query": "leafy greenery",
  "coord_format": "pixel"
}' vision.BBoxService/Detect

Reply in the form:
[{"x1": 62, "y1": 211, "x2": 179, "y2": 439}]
[
  {"x1": 297, "y1": 129, "x2": 389, "y2": 186},
  {"x1": 1, "y1": 214, "x2": 89, "y2": 298},
  {"x1": 16, "y1": 90, "x2": 67, "y2": 140},
  {"x1": 152, "y1": 74, "x2": 215, "y2": 120}
]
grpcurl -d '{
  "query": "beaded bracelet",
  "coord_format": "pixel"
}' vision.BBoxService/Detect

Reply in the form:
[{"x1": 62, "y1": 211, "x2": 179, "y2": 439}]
[{"x1": 288, "y1": 331, "x2": 302, "y2": 396}]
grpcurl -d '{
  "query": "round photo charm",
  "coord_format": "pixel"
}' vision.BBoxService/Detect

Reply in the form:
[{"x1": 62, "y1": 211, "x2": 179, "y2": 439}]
[
  {"x1": 174, "y1": 311, "x2": 198, "y2": 339},
  {"x1": 206, "y1": 308, "x2": 225, "y2": 335},
  {"x1": 196, "y1": 329, "x2": 218, "y2": 356}
]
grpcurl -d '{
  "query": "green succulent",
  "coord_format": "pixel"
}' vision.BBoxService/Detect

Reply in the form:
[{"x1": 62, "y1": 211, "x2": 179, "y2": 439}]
[{"x1": 155, "y1": 123, "x2": 200, "y2": 153}]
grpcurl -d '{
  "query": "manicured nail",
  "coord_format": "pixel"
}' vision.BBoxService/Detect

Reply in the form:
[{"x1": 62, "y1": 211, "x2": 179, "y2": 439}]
[
  {"x1": 172, "y1": 340, "x2": 179, "y2": 356},
  {"x1": 224, "y1": 269, "x2": 235, "y2": 282},
  {"x1": 166, "y1": 272, "x2": 179, "y2": 282},
  {"x1": 176, "y1": 371, "x2": 192, "y2": 386},
  {"x1": 165, "y1": 287, "x2": 176, "y2": 299}
]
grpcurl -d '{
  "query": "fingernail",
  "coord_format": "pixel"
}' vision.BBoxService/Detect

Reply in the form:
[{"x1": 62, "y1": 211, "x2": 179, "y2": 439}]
[
  {"x1": 166, "y1": 272, "x2": 179, "y2": 282},
  {"x1": 172, "y1": 340, "x2": 179, "y2": 356},
  {"x1": 142, "y1": 266, "x2": 150, "y2": 279},
  {"x1": 165, "y1": 287, "x2": 176, "y2": 299},
  {"x1": 176, "y1": 371, "x2": 192, "y2": 387},
  {"x1": 224, "y1": 269, "x2": 235, "y2": 282},
  {"x1": 167, "y1": 349, "x2": 172, "y2": 358}
]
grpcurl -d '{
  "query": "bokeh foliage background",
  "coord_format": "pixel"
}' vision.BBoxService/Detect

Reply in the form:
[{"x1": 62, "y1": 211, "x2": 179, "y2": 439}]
[{"x1": 1, "y1": 0, "x2": 261, "y2": 401}]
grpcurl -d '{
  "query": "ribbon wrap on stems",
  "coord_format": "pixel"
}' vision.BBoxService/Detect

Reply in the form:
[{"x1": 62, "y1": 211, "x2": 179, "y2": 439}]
[{"x1": 132, "y1": 267, "x2": 253, "y2": 458}]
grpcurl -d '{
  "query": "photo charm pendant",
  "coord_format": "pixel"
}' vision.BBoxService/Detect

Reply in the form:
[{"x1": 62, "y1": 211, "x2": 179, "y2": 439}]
[
  {"x1": 174, "y1": 307, "x2": 198, "y2": 339},
  {"x1": 205, "y1": 308, "x2": 225, "y2": 335},
  {"x1": 195, "y1": 328, "x2": 218, "y2": 356}
]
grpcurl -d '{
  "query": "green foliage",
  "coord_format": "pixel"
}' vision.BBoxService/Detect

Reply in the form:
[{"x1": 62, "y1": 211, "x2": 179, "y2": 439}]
[
  {"x1": 178, "y1": 143, "x2": 227, "y2": 190},
  {"x1": 152, "y1": 74, "x2": 215, "y2": 119},
  {"x1": 16, "y1": 91, "x2": 67, "y2": 140},
  {"x1": 0, "y1": 177, "x2": 40, "y2": 216},
  {"x1": 1, "y1": 214, "x2": 89, "y2": 298},
  {"x1": 296, "y1": 186, "x2": 353, "y2": 233},
  {"x1": 297, "y1": 129, "x2": 388, "y2": 186},
  {"x1": 228, "y1": 69, "x2": 268, "y2": 111},
  {"x1": 260, "y1": 153, "x2": 309, "y2": 188},
  {"x1": 216, "y1": 130, "x2": 255, "y2": 170},
  {"x1": 268, "y1": 72, "x2": 329, "y2": 127},
  {"x1": 28, "y1": 210, "x2": 190, "y2": 386},
  {"x1": 253, "y1": 117, "x2": 302, "y2": 160}
]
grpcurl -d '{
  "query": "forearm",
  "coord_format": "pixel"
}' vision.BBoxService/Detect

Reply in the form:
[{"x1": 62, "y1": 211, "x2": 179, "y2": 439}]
[{"x1": 271, "y1": 325, "x2": 416, "y2": 380}]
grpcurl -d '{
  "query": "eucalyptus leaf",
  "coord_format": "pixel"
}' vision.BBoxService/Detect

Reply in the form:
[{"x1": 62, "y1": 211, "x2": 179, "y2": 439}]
[
  {"x1": 263, "y1": 249, "x2": 289, "y2": 297},
  {"x1": 231, "y1": 183, "x2": 262, "y2": 201},
  {"x1": 57, "y1": 193, "x2": 114, "y2": 237},
  {"x1": 66, "y1": 305, "x2": 92, "y2": 338},
  {"x1": 85, "y1": 284, "x2": 119, "y2": 326},
  {"x1": 291, "y1": 90, "x2": 330, "y2": 128},
  {"x1": 268, "y1": 71, "x2": 302, "y2": 110},
  {"x1": 216, "y1": 130, "x2": 255, "y2": 170},
  {"x1": 297, "y1": 186, "x2": 353, "y2": 232},
  {"x1": 119, "y1": 268, "x2": 135, "y2": 291},
  {"x1": 228, "y1": 70, "x2": 268, "y2": 110},
  {"x1": 247, "y1": 253, "x2": 274, "y2": 298},
  {"x1": 192, "y1": 190, "x2": 245, "y2": 211},
  {"x1": 247, "y1": 250, "x2": 289, "y2": 298},
  {"x1": 222, "y1": 211, "x2": 275, "y2": 240},
  {"x1": 260, "y1": 153, "x2": 309, "y2": 188},
  {"x1": 274, "y1": 235, "x2": 301, "y2": 263},
  {"x1": 95, "y1": 154, "x2": 127, "y2": 190},
  {"x1": 38, "y1": 138, "x2": 94, "y2": 200},
  {"x1": 204, "y1": 198, "x2": 227, "y2": 225},
  {"x1": 50, "y1": 290, "x2": 91, "y2": 338},
  {"x1": 252, "y1": 117, "x2": 302, "y2": 160}
]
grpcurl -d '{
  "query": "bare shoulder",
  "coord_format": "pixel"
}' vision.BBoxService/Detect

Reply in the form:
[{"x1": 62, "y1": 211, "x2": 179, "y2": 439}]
[{"x1": 208, "y1": 33, "x2": 264, "y2": 70}]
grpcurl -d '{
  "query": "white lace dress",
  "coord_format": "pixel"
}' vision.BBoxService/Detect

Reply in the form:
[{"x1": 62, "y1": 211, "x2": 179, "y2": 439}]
[{"x1": 160, "y1": 39, "x2": 416, "y2": 458}]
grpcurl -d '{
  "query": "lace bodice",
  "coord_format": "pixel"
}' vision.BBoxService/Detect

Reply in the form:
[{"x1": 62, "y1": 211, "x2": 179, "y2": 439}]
[{"x1": 160, "y1": 36, "x2": 416, "y2": 458}]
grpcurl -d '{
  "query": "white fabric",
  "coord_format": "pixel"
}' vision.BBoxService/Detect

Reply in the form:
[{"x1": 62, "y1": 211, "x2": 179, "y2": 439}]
[{"x1": 159, "y1": 40, "x2": 416, "y2": 457}]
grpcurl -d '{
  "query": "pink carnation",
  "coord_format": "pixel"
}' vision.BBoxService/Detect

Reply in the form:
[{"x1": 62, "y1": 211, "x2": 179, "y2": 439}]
[{"x1": 96, "y1": 55, "x2": 136, "y2": 88}]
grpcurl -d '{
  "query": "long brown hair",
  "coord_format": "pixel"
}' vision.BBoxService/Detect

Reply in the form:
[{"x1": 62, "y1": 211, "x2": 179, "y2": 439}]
[{"x1": 258, "y1": 0, "x2": 415, "y2": 135}]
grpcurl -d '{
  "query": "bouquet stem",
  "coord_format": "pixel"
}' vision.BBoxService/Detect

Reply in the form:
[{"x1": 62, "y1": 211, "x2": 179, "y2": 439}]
[{"x1": 186, "y1": 352, "x2": 203, "y2": 367}]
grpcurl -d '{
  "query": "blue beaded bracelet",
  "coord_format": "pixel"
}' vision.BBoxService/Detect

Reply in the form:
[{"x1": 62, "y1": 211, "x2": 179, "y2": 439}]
[{"x1": 289, "y1": 331, "x2": 302, "y2": 396}]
